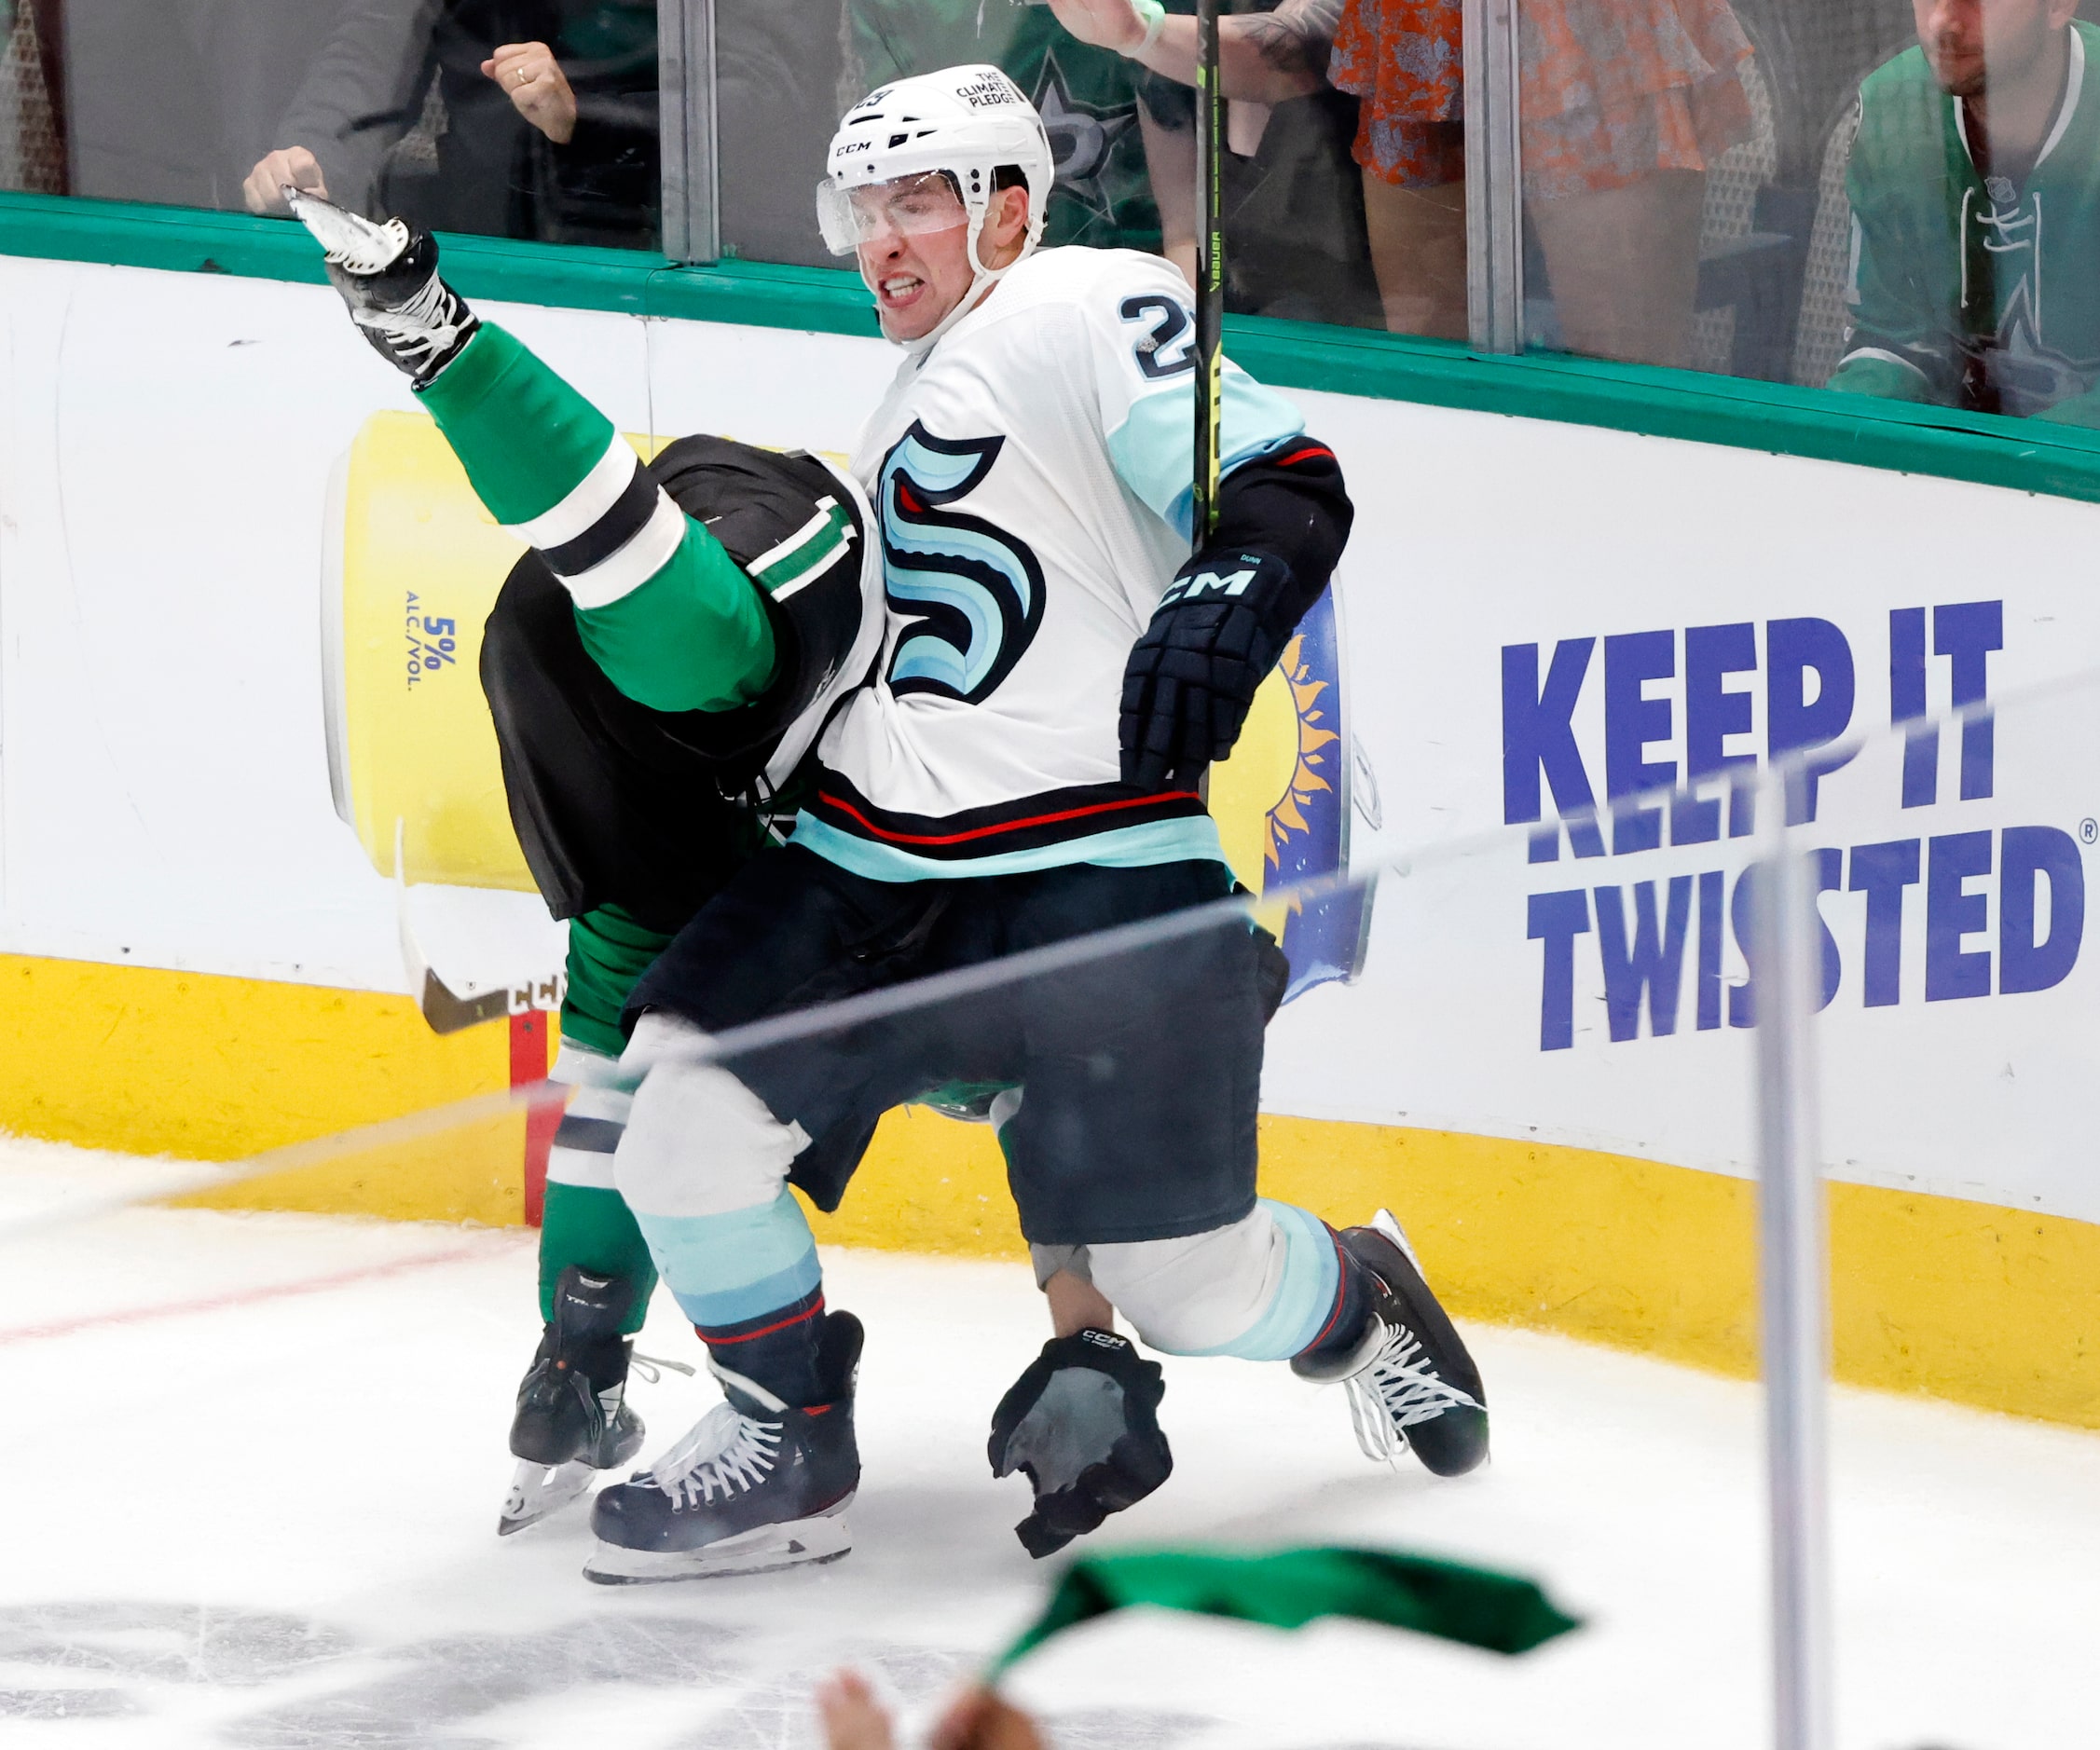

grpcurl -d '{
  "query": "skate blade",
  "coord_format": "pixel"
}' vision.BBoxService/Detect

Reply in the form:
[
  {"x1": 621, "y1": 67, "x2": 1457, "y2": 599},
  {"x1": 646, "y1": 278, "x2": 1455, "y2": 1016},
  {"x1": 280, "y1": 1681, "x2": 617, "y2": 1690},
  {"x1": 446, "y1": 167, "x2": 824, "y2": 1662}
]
[
  {"x1": 581, "y1": 1509, "x2": 853, "y2": 1585},
  {"x1": 499, "y1": 1458, "x2": 598, "y2": 1537},
  {"x1": 285, "y1": 186, "x2": 410, "y2": 272},
  {"x1": 1371, "y1": 1208, "x2": 1427, "y2": 1275}
]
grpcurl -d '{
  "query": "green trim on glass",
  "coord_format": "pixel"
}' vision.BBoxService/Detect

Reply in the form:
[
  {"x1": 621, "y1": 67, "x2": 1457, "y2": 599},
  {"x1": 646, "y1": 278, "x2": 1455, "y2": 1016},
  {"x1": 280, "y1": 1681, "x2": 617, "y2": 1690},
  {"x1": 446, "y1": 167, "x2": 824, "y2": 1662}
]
[{"x1": 9, "y1": 189, "x2": 2100, "y2": 503}]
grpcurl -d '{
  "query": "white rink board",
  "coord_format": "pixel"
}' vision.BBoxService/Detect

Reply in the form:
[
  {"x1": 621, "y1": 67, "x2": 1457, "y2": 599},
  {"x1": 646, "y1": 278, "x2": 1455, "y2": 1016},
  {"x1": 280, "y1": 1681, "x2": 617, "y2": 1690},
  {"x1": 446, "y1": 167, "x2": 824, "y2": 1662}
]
[{"x1": 0, "y1": 254, "x2": 2095, "y2": 1220}]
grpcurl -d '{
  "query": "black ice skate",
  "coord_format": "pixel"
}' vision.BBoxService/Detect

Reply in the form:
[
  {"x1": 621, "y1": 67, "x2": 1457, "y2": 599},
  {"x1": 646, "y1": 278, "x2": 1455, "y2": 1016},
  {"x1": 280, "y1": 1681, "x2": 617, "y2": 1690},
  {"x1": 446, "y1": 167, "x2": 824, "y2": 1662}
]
[
  {"x1": 285, "y1": 186, "x2": 479, "y2": 384},
  {"x1": 500, "y1": 1267, "x2": 650, "y2": 1537},
  {"x1": 1294, "y1": 1210, "x2": 1489, "y2": 1477},
  {"x1": 583, "y1": 1310, "x2": 863, "y2": 1584}
]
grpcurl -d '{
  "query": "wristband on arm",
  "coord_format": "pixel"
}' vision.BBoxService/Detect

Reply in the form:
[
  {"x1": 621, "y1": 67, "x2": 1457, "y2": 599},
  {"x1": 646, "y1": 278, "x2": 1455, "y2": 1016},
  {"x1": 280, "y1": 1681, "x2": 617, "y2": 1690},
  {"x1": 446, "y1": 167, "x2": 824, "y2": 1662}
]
[{"x1": 1125, "y1": 0, "x2": 1168, "y2": 53}]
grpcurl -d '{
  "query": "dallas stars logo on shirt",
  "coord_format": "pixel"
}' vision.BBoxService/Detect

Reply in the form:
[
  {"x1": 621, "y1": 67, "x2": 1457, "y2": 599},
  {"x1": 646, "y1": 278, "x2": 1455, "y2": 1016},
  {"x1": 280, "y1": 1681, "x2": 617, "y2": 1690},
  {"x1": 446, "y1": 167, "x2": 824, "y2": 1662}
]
[
  {"x1": 1959, "y1": 182, "x2": 2098, "y2": 416},
  {"x1": 1033, "y1": 50, "x2": 1139, "y2": 229}
]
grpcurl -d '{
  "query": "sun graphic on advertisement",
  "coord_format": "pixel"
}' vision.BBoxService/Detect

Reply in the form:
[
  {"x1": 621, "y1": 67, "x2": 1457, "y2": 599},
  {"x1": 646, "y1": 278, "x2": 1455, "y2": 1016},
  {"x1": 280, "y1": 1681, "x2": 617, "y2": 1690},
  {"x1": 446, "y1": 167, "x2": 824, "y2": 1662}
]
[
  {"x1": 1264, "y1": 635, "x2": 1342, "y2": 883},
  {"x1": 1210, "y1": 633, "x2": 1338, "y2": 929}
]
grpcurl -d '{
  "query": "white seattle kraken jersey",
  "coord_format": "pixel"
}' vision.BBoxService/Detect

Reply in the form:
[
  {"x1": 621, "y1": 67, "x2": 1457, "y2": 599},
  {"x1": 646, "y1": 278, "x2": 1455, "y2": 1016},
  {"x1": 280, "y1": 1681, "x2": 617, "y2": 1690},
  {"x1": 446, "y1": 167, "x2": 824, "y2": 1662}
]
[{"x1": 791, "y1": 246, "x2": 1308, "y2": 881}]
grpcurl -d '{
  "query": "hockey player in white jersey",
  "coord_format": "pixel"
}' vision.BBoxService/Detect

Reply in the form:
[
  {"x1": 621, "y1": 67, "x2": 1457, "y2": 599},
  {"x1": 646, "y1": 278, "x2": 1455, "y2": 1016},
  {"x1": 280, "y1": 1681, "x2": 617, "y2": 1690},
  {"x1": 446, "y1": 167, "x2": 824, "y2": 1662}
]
[
  {"x1": 282, "y1": 179, "x2": 1163, "y2": 1550},
  {"x1": 554, "y1": 65, "x2": 1490, "y2": 1581}
]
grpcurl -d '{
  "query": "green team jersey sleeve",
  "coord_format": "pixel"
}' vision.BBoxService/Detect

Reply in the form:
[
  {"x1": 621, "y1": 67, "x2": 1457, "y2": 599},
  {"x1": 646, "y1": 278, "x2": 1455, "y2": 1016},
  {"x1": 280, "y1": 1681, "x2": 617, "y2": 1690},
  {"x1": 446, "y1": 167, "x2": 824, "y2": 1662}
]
[
  {"x1": 416, "y1": 322, "x2": 775, "y2": 714},
  {"x1": 1826, "y1": 62, "x2": 1963, "y2": 407},
  {"x1": 1827, "y1": 27, "x2": 2100, "y2": 421}
]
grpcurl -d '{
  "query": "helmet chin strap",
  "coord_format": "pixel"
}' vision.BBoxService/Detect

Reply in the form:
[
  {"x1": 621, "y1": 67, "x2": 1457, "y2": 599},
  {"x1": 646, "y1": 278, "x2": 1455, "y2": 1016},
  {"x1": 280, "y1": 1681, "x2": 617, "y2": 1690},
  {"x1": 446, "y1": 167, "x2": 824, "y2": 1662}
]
[{"x1": 877, "y1": 203, "x2": 1034, "y2": 355}]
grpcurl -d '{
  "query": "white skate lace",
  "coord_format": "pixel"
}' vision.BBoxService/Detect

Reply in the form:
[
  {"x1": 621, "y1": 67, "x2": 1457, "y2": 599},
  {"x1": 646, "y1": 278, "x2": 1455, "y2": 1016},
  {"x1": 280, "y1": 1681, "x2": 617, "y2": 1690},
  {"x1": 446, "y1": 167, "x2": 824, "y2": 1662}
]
[
  {"x1": 643, "y1": 1402, "x2": 783, "y2": 1509},
  {"x1": 1343, "y1": 1319, "x2": 1484, "y2": 1466},
  {"x1": 353, "y1": 271, "x2": 471, "y2": 370},
  {"x1": 627, "y1": 1352, "x2": 696, "y2": 1386}
]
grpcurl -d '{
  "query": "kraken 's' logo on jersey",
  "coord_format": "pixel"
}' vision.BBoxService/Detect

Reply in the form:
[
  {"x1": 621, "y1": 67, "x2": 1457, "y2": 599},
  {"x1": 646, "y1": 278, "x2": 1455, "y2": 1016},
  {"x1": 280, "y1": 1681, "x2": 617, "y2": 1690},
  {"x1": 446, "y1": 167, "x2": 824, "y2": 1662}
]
[{"x1": 877, "y1": 422, "x2": 1045, "y2": 704}]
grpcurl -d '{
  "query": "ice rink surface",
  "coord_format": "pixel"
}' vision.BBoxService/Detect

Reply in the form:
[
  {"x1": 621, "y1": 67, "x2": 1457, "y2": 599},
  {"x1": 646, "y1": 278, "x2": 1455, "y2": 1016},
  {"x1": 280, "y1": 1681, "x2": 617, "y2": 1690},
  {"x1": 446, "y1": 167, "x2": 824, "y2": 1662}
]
[{"x1": 0, "y1": 1138, "x2": 2093, "y2": 1750}]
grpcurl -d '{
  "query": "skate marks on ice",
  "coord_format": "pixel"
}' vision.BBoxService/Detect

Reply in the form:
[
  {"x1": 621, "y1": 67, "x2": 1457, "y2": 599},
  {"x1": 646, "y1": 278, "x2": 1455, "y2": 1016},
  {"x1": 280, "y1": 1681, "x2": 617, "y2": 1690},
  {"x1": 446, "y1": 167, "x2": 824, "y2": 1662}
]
[
  {"x1": 0, "y1": 1601, "x2": 352, "y2": 1723},
  {"x1": 222, "y1": 1613, "x2": 745, "y2": 1748},
  {"x1": 0, "y1": 1602, "x2": 1219, "y2": 1749}
]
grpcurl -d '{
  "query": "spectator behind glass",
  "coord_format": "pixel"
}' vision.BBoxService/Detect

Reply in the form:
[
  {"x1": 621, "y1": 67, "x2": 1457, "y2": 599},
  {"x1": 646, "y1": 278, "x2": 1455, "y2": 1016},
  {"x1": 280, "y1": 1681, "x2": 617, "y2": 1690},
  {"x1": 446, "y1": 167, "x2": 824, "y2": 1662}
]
[
  {"x1": 1328, "y1": 0, "x2": 1753, "y2": 362},
  {"x1": 62, "y1": 0, "x2": 433, "y2": 217},
  {"x1": 1050, "y1": 0, "x2": 1383, "y2": 330},
  {"x1": 847, "y1": 0, "x2": 1161, "y2": 252},
  {"x1": 1829, "y1": 0, "x2": 2100, "y2": 424},
  {"x1": 1521, "y1": 0, "x2": 1753, "y2": 369},
  {"x1": 1327, "y1": 0, "x2": 1466, "y2": 337},
  {"x1": 243, "y1": 0, "x2": 658, "y2": 251}
]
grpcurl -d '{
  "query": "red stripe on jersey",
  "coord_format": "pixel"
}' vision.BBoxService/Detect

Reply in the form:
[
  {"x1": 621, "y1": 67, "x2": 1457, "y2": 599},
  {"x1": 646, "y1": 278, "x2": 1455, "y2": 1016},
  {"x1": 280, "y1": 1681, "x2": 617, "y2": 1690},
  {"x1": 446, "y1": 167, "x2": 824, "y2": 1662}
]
[
  {"x1": 814, "y1": 787, "x2": 1202, "y2": 847},
  {"x1": 703, "y1": 1295, "x2": 827, "y2": 1344}
]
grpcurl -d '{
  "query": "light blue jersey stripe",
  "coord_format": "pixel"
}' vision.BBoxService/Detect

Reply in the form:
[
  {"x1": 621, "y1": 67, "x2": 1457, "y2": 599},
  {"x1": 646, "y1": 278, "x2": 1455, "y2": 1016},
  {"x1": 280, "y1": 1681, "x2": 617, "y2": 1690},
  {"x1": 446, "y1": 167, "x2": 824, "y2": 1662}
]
[
  {"x1": 636, "y1": 1190, "x2": 821, "y2": 1328},
  {"x1": 1106, "y1": 368, "x2": 1306, "y2": 538},
  {"x1": 1184, "y1": 1199, "x2": 1340, "y2": 1360},
  {"x1": 789, "y1": 812, "x2": 1226, "y2": 882}
]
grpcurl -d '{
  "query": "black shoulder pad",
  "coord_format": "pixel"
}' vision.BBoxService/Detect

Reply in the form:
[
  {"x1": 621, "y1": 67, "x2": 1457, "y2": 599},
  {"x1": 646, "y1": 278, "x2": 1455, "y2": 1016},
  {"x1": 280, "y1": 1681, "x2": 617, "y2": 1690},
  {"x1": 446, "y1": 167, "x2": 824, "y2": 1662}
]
[{"x1": 646, "y1": 436, "x2": 872, "y2": 777}]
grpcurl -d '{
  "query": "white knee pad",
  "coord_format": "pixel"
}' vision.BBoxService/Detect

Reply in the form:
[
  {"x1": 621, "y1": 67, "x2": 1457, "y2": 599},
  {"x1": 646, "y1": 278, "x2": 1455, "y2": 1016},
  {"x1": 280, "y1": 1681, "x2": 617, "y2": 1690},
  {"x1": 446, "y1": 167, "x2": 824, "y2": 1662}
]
[
  {"x1": 613, "y1": 1013, "x2": 810, "y2": 1218},
  {"x1": 1085, "y1": 1207, "x2": 1290, "y2": 1356}
]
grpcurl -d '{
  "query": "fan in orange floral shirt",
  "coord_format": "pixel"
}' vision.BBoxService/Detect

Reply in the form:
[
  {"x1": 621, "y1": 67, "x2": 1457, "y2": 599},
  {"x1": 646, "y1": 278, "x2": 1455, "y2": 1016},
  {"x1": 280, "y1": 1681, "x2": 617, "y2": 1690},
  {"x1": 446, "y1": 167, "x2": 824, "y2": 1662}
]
[{"x1": 1329, "y1": 0, "x2": 1753, "y2": 363}]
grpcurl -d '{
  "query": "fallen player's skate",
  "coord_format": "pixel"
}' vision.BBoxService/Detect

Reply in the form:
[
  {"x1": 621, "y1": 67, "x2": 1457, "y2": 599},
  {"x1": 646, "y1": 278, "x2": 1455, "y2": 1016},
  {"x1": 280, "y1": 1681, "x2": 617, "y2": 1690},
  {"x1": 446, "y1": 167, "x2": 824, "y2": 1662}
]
[
  {"x1": 284, "y1": 185, "x2": 479, "y2": 383},
  {"x1": 1294, "y1": 1210, "x2": 1489, "y2": 1475},
  {"x1": 583, "y1": 1310, "x2": 862, "y2": 1583},
  {"x1": 501, "y1": 1266, "x2": 661, "y2": 1536}
]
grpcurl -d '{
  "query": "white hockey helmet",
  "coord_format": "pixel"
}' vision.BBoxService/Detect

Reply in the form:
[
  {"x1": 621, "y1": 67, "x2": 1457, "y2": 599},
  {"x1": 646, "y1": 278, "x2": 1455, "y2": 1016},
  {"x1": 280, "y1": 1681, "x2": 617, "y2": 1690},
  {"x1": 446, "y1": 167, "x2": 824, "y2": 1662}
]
[{"x1": 818, "y1": 65, "x2": 1054, "y2": 348}]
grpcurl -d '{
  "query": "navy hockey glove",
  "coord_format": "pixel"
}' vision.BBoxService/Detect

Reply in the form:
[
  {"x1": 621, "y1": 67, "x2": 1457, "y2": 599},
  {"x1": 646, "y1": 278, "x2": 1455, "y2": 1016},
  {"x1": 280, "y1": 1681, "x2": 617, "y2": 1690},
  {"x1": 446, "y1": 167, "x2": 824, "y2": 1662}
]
[
  {"x1": 988, "y1": 1328, "x2": 1172, "y2": 1558},
  {"x1": 1119, "y1": 549, "x2": 1297, "y2": 787},
  {"x1": 287, "y1": 187, "x2": 479, "y2": 386}
]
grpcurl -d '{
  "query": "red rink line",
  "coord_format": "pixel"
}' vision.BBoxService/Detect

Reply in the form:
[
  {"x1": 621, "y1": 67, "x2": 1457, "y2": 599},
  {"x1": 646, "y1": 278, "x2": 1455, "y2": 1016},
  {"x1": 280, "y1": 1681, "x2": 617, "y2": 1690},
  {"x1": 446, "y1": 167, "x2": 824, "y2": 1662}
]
[{"x1": 0, "y1": 1240, "x2": 500, "y2": 1347}]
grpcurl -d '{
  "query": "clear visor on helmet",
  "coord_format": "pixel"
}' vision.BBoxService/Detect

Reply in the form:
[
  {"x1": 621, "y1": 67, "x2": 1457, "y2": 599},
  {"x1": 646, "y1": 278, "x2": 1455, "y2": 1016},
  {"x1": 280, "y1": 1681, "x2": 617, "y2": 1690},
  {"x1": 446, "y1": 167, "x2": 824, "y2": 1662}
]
[{"x1": 815, "y1": 171, "x2": 968, "y2": 255}]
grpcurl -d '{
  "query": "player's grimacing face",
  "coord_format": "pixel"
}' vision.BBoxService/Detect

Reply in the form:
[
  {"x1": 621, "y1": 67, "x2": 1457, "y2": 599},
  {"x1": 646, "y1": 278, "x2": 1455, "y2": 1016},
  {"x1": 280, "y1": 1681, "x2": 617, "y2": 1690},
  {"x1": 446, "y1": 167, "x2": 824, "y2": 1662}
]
[
  {"x1": 851, "y1": 175, "x2": 977, "y2": 341},
  {"x1": 1915, "y1": 0, "x2": 2075, "y2": 96},
  {"x1": 847, "y1": 175, "x2": 1033, "y2": 342}
]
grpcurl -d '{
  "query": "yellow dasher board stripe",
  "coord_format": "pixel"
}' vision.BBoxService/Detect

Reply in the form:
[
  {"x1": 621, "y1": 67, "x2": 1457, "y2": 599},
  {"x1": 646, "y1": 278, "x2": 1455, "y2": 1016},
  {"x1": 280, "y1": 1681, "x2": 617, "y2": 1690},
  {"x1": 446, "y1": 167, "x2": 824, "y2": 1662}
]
[{"x1": 3, "y1": 950, "x2": 2095, "y2": 1433}]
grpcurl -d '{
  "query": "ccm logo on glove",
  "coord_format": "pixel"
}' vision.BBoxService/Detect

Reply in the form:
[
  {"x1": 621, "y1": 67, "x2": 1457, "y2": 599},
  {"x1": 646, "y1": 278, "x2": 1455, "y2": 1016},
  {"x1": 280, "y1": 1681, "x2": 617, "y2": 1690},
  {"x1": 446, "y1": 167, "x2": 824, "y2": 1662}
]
[
  {"x1": 1160, "y1": 565, "x2": 1259, "y2": 606},
  {"x1": 1119, "y1": 548, "x2": 1298, "y2": 788}
]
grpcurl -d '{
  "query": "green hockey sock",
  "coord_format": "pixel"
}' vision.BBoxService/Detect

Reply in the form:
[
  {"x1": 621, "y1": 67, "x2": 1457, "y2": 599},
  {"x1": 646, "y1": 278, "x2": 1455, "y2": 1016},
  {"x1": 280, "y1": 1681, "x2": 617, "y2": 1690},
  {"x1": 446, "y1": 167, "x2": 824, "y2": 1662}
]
[{"x1": 537, "y1": 1181, "x2": 658, "y2": 1334}]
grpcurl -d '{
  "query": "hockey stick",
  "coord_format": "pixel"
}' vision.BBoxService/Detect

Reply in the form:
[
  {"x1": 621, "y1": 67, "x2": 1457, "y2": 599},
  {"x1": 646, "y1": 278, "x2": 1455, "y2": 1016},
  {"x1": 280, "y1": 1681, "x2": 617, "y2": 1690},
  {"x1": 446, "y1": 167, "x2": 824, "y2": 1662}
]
[
  {"x1": 392, "y1": 820, "x2": 564, "y2": 1034},
  {"x1": 1191, "y1": 0, "x2": 1224, "y2": 546}
]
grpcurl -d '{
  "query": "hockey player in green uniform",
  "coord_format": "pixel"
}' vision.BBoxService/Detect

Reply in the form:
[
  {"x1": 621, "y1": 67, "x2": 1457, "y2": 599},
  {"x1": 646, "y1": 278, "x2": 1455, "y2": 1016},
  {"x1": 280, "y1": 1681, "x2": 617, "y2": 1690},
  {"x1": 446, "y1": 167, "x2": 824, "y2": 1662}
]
[{"x1": 1831, "y1": 0, "x2": 2100, "y2": 423}]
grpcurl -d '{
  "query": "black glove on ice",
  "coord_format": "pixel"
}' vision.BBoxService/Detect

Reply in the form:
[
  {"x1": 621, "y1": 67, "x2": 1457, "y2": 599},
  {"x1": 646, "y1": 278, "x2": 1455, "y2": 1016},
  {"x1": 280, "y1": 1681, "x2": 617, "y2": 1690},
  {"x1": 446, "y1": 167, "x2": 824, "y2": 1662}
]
[
  {"x1": 1119, "y1": 548, "x2": 1297, "y2": 787},
  {"x1": 287, "y1": 187, "x2": 479, "y2": 386},
  {"x1": 988, "y1": 1329, "x2": 1173, "y2": 1558}
]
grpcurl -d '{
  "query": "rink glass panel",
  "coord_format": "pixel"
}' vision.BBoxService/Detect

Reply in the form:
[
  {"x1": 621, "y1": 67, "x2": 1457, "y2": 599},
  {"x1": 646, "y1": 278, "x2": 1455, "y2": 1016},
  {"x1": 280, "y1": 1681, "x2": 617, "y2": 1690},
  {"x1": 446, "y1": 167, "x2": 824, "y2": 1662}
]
[
  {"x1": 0, "y1": 0, "x2": 665, "y2": 249},
  {"x1": 11, "y1": 0, "x2": 2100, "y2": 427},
  {"x1": 1501, "y1": 0, "x2": 2100, "y2": 418},
  {"x1": 712, "y1": 0, "x2": 1421, "y2": 334}
]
